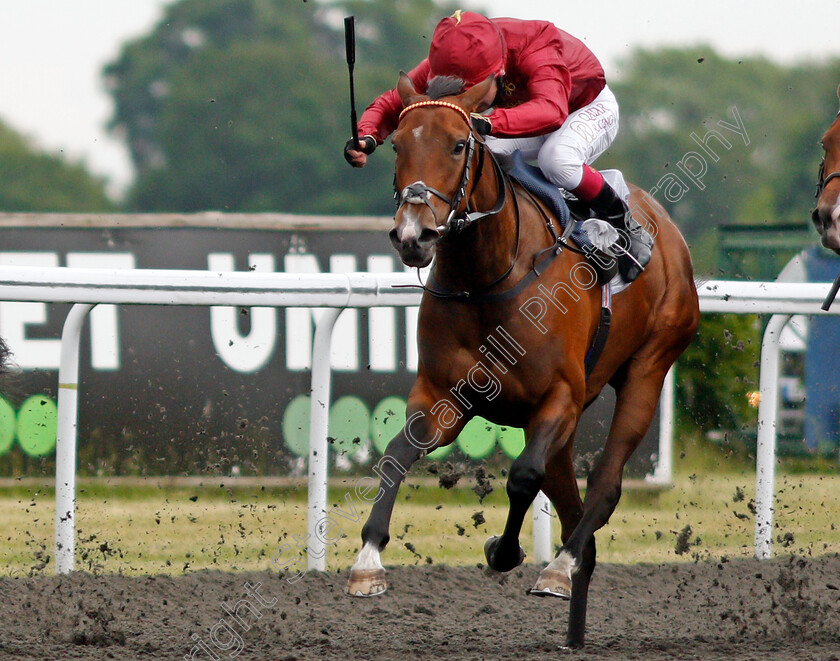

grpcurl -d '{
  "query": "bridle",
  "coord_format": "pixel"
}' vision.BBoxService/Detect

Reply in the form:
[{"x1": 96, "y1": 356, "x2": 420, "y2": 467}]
[
  {"x1": 391, "y1": 99, "x2": 571, "y2": 302},
  {"x1": 815, "y1": 158, "x2": 840, "y2": 199},
  {"x1": 815, "y1": 109, "x2": 840, "y2": 200},
  {"x1": 394, "y1": 100, "x2": 506, "y2": 235}
]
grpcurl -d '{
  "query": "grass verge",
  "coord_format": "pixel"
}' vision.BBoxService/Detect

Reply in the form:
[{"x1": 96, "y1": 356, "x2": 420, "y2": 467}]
[{"x1": 2, "y1": 459, "x2": 838, "y2": 576}]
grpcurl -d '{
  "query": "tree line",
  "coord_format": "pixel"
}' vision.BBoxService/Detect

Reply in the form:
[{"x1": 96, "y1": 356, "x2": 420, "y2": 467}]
[{"x1": 5, "y1": 0, "x2": 838, "y2": 260}]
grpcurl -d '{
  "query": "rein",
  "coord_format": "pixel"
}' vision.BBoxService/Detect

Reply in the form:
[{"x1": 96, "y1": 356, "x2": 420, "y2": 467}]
[{"x1": 421, "y1": 182, "x2": 580, "y2": 303}]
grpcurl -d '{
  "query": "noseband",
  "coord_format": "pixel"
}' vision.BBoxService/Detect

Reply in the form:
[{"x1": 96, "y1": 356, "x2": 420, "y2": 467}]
[
  {"x1": 815, "y1": 158, "x2": 840, "y2": 199},
  {"x1": 394, "y1": 100, "x2": 505, "y2": 235}
]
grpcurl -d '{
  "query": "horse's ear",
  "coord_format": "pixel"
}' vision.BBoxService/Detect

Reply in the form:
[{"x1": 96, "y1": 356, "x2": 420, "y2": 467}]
[
  {"x1": 459, "y1": 76, "x2": 495, "y2": 112},
  {"x1": 397, "y1": 71, "x2": 422, "y2": 107},
  {"x1": 836, "y1": 82, "x2": 840, "y2": 102}
]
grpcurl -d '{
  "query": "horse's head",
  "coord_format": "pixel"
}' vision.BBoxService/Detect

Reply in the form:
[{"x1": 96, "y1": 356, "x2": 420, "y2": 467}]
[
  {"x1": 389, "y1": 73, "x2": 495, "y2": 267},
  {"x1": 812, "y1": 84, "x2": 840, "y2": 254}
]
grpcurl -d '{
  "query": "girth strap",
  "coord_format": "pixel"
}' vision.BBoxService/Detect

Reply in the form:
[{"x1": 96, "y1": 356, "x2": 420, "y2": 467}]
[{"x1": 584, "y1": 284, "x2": 612, "y2": 379}]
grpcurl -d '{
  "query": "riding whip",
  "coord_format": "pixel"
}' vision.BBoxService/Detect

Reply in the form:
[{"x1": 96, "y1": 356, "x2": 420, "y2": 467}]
[
  {"x1": 344, "y1": 16, "x2": 361, "y2": 150},
  {"x1": 821, "y1": 269, "x2": 840, "y2": 311}
]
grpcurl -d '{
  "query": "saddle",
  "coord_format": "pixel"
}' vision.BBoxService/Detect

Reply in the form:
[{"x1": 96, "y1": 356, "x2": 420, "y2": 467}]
[
  {"x1": 505, "y1": 151, "x2": 615, "y2": 379},
  {"x1": 506, "y1": 151, "x2": 619, "y2": 285}
]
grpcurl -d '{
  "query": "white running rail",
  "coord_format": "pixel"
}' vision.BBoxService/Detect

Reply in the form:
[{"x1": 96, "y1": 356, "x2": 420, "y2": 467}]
[{"x1": 0, "y1": 267, "x2": 835, "y2": 572}]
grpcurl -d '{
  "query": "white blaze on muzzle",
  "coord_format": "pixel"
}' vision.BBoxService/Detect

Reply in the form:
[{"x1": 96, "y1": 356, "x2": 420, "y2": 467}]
[
  {"x1": 396, "y1": 204, "x2": 424, "y2": 243},
  {"x1": 396, "y1": 181, "x2": 449, "y2": 236}
]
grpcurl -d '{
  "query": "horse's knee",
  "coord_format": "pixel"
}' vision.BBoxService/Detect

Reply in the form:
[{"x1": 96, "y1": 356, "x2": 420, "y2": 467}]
[{"x1": 507, "y1": 461, "x2": 545, "y2": 501}]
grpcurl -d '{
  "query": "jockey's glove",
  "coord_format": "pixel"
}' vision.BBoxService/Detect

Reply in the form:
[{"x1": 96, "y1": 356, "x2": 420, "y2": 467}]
[
  {"x1": 343, "y1": 135, "x2": 377, "y2": 164},
  {"x1": 469, "y1": 113, "x2": 492, "y2": 137}
]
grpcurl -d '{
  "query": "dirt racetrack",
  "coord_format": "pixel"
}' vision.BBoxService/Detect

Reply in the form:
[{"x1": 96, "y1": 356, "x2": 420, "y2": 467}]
[{"x1": 0, "y1": 554, "x2": 838, "y2": 661}]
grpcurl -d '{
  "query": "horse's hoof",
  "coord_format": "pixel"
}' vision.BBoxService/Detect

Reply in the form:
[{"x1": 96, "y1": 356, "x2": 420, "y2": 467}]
[
  {"x1": 530, "y1": 549, "x2": 576, "y2": 599},
  {"x1": 529, "y1": 567, "x2": 572, "y2": 600},
  {"x1": 483, "y1": 535, "x2": 526, "y2": 573},
  {"x1": 344, "y1": 568, "x2": 387, "y2": 597}
]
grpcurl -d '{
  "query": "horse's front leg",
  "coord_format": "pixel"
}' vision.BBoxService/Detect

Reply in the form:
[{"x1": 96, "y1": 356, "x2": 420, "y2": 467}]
[
  {"x1": 485, "y1": 387, "x2": 579, "y2": 573},
  {"x1": 345, "y1": 394, "x2": 463, "y2": 597}
]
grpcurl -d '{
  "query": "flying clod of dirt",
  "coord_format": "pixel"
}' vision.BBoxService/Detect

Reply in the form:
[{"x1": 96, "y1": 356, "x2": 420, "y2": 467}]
[
  {"x1": 674, "y1": 524, "x2": 693, "y2": 555},
  {"x1": 427, "y1": 462, "x2": 464, "y2": 489},
  {"x1": 472, "y1": 466, "x2": 494, "y2": 503}
]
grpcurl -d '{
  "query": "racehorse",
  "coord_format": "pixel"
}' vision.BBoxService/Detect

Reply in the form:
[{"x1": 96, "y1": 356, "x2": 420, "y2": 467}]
[
  {"x1": 812, "y1": 83, "x2": 840, "y2": 254},
  {"x1": 345, "y1": 73, "x2": 700, "y2": 649},
  {"x1": 0, "y1": 337, "x2": 9, "y2": 375}
]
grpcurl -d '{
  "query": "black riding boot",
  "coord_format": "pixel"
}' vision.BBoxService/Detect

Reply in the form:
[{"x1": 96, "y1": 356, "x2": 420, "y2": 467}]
[{"x1": 587, "y1": 182, "x2": 653, "y2": 282}]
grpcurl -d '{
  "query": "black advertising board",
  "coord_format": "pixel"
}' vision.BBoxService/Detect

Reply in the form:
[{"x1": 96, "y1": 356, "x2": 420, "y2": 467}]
[{"x1": 0, "y1": 215, "x2": 658, "y2": 477}]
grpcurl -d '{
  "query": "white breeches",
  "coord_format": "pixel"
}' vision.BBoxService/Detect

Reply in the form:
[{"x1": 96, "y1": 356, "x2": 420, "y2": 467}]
[{"x1": 484, "y1": 85, "x2": 620, "y2": 190}]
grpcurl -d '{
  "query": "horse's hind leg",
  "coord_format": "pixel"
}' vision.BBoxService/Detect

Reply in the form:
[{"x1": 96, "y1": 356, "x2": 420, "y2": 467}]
[
  {"x1": 529, "y1": 439, "x2": 582, "y2": 599},
  {"x1": 551, "y1": 350, "x2": 680, "y2": 647}
]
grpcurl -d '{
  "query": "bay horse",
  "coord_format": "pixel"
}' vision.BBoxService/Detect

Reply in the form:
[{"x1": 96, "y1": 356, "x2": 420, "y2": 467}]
[
  {"x1": 0, "y1": 336, "x2": 9, "y2": 376},
  {"x1": 812, "y1": 83, "x2": 840, "y2": 254},
  {"x1": 345, "y1": 74, "x2": 699, "y2": 649}
]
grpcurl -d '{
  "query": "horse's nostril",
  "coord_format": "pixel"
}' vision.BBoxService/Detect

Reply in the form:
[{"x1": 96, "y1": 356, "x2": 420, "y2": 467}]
[
  {"x1": 389, "y1": 228, "x2": 400, "y2": 247},
  {"x1": 418, "y1": 227, "x2": 440, "y2": 246},
  {"x1": 812, "y1": 205, "x2": 835, "y2": 232}
]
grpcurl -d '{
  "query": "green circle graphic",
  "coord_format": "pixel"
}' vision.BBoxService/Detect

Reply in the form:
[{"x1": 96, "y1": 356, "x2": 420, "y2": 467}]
[
  {"x1": 498, "y1": 426, "x2": 525, "y2": 458},
  {"x1": 329, "y1": 396, "x2": 370, "y2": 457},
  {"x1": 370, "y1": 396, "x2": 406, "y2": 455},
  {"x1": 0, "y1": 397, "x2": 15, "y2": 455},
  {"x1": 281, "y1": 395, "x2": 310, "y2": 457},
  {"x1": 457, "y1": 417, "x2": 497, "y2": 459},
  {"x1": 16, "y1": 395, "x2": 57, "y2": 457}
]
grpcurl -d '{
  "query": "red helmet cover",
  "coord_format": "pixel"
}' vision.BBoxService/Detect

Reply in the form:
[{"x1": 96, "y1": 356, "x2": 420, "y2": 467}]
[{"x1": 428, "y1": 11, "x2": 505, "y2": 86}]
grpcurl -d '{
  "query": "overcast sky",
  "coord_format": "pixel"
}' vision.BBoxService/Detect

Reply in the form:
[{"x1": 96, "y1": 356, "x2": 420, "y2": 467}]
[{"x1": 2, "y1": 0, "x2": 838, "y2": 199}]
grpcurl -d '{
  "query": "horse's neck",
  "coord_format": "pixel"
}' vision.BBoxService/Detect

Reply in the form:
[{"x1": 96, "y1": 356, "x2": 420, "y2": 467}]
[
  {"x1": 434, "y1": 223, "x2": 512, "y2": 292},
  {"x1": 433, "y1": 168, "x2": 544, "y2": 293}
]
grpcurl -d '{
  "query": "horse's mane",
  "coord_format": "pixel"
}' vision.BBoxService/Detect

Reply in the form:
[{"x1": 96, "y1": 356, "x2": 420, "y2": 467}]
[{"x1": 426, "y1": 76, "x2": 466, "y2": 100}]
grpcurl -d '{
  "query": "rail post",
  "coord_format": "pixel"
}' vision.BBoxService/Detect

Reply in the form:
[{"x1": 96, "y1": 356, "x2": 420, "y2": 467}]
[
  {"x1": 55, "y1": 303, "x2": 95, "y2": 574},
  {"x1": 532, "y1": 492, "x2": 553, "y2": 562},
  {"x1": 754, "y1": 313, "x2": 790, "y2": 559},
  {"x1": 306, "y1": 308, "x2": 345, "y2": 571},
  {"x1": 648, "y1": 367, "x2": 675, "y2": 485}
]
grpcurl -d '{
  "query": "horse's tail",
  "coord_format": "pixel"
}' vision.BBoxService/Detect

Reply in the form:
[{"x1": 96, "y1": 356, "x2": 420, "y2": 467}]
[{"x1": 0, "y1": 336, "x2": 11, "y2": 377}]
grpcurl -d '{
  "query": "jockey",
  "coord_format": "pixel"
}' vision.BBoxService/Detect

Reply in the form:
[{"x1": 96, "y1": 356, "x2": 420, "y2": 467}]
[{"x1": 344, "y1": 10, "x2": 652, "y2": 282}]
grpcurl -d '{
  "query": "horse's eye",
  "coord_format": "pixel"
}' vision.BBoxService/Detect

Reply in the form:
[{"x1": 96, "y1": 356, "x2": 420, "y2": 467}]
[{"x1": 453, "y1": 140, "x2": 467, "y2": 155}]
